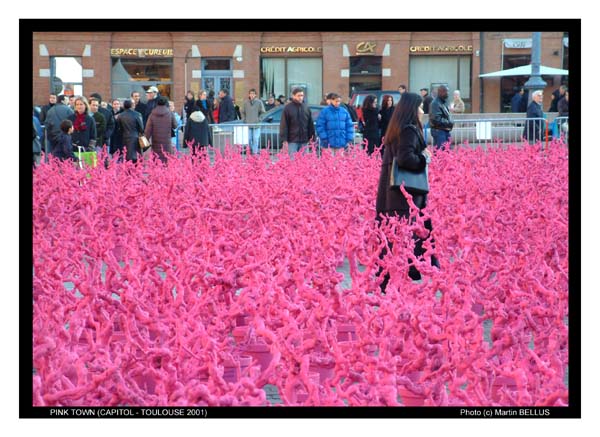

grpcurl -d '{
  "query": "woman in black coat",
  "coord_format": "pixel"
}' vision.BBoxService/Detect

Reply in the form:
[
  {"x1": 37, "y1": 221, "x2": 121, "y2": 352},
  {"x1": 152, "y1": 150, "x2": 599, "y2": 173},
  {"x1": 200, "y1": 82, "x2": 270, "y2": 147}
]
[
  {"x1": 378, "y1": 94, "x2": 395, "y2": 155},
  {"x1": 361, "y1": 95, "x2": 380, "y2": 156},
  {"x1": 183, "y1": 91, "x2": 196, "y2": 122},
  {"x1": 68, "y1": 96, "x2": 97, "y2": 151},
  {"x1": 375, "y1": 92, "x2": 438, "y2": 291},
  {"x1": 183, "y1": 105, "x2": 210, "y2": 154}
]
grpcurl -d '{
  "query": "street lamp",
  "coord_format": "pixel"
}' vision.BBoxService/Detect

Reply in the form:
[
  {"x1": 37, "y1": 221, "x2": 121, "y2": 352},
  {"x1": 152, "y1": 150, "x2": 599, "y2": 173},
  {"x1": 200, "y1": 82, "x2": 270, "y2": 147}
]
[{"x1": 523, "y1": 32, "x2": 547, "y2": 104}]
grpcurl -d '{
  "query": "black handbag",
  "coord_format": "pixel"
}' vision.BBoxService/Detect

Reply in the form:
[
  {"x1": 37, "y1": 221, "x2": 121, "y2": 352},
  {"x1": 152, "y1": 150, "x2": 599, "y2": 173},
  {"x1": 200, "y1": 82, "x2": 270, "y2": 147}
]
[{"x1": 389, "y1": 156, "x2": 429, "y2": 195}]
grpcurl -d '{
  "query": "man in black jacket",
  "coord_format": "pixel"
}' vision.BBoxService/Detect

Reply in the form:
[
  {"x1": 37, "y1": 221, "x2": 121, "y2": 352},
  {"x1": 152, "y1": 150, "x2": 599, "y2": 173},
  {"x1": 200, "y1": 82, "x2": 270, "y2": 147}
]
[
  {"x1": 429, "y1": 85, "x2": 454, "y2": 150},
  {"x1": 90, "y1": 93, "x2": 115, "y2": 151},
  {"x1": 117, "y1": 99, "x2": 144, "y2": 163},
  {"x1": 131, "y1": 91, "x2": 147, "y2": 125},
  {"x1": 217, "y1": 89, "x2": 236, "y2": 123},
  {"x1": 40, "y1": 94, "x2": 57, "y2": 124},
  {"x1": 279, "y1": 87, "x2": 315, "y2": 158},
  {"x1": 420, "y1": 88, "x2": 434, "y2": 114},
  {"x1": 523, "y1": 90, "x2": 546, "y2": 143}
]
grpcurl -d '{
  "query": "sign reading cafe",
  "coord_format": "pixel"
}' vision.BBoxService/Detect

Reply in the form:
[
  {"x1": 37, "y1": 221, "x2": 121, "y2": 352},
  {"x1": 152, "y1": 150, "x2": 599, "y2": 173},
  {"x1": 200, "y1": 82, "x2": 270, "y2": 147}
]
[{"x1": 110, "y1": 48, "x2": 174, "y2": 57}]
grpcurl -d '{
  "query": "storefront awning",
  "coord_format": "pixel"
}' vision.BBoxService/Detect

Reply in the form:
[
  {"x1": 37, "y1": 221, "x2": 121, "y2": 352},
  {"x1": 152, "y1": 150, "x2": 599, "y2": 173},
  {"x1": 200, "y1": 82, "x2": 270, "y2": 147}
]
[{"x1": 479, "y1": 64, "x2": 569, "y2": 78}]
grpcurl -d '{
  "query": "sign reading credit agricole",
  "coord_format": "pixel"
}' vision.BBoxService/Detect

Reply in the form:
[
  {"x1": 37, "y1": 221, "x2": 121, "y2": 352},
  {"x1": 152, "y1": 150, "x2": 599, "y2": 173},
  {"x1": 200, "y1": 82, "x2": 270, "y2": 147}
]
[
  {"x1": 260, "y1": 46, "x2": 322, "y2": 53},
  {"x1": 110, "y1": 48, "x2": 174, "y2": 57},
  {"x1": 410, "y1": 45, "x2": 473, "y2": 53}
]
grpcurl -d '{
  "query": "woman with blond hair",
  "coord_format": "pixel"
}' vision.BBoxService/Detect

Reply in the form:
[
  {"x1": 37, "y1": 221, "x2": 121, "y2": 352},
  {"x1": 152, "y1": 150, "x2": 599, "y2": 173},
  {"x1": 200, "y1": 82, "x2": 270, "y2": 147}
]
[
  {"x1": 449, "y1": 90, "x2": 465, "y2": 113},
  {"x1": 67, "y1": 96, "x2": 97, "y2": 151}
]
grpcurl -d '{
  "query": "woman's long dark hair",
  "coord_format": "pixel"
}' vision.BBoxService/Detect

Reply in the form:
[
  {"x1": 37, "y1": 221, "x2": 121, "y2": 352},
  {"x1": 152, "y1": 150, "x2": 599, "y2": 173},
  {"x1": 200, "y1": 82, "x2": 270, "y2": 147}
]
[
  {"x1": 381, "y1": 94, "x2": 394, "y2": 111},
  {"x1": 362, "y1": 94, "x2": 377, "y2": 111},
  {"x1": 384, "y1": 92, "x2": 423, "y2": 143}
]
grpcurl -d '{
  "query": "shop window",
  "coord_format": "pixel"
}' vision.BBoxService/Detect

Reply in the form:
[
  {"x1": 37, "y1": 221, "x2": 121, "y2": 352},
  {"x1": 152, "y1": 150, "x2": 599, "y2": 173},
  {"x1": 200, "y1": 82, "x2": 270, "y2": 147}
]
[
  {"x1": 50, "y1": 57, "x2": 83, "y2": 97},
  {"x1": 111, "y1": 58, "x2": 173, "y2": 101},
  {"x1": 260, "y1": 58, "x2": 322, "y2": 105},
  {"x1": 349, "y1": 56, "x2": 382, "y2": 94},
  {"x1": 409, "y1": 56, "x2": 472, "y2": 111}
]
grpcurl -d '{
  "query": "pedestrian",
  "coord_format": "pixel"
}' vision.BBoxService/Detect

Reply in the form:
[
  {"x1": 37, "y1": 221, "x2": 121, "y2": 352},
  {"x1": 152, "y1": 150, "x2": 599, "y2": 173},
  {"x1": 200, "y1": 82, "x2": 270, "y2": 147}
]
[
  {"x1": 90, "y1": 93, "x2": 115, "y2": 151},
  {"x1": 144, "y1": 86, "x2": 160, "y2": 127},
  {"x1": 375, "y1": 92, "x2": 438, "y2": 291},
  {"x1": 398, "y1": 84, "x2": 407, "y2": 100},
  {"x1": 264, "y1": 94, "x2": 276, "y2": 111},
  {"x1": 549, "y1": 85, "x2": 567, "y2": 112},
  {"x1": 183, "y1": 90, "x2": 196, "y2": 123},
  {"x1": 88, "y1": 97, "x2": 107, "y2": 153},
  {"x1": 131, "y1": 90, "x2": 147, "y2": 123},
  {"x1": 144, "y1": 96, "x2": 177, "y2": 163},
  {"x1": 110, "y1": 98, "x2": 123, "y2": 155},
  {"x1": 117, "y1": 99, "x2": 144, "y2": 163},
  {"x1": 511, "y1": 87, "x2": 525, "y2": 113},
  {"x1": 217, "y1": 88, "x2": 236, "y2": 123},
  {"x1": 379, "y1": 94, "x2": 395, "y2": 148},
  {"x1": 40, "y1": 93, "x2": 57, "y2": 124},
  {"x1": 67, "y1": 96, "x2": 97, "y2": 152},
  {"x1": 429, "y1": 85, "x2": 454, "y2": 150},
  {"x1": 279, "y1": 87, "x2": 315, "y2": 158},
  {"x1": 361, "y1": 94, "x2": 380, "y2": 156},
  {"x1": 241, "y1": 88, "x2": 266, "y2": 155},
  {"x1": 419, "y1": 88, "x2": 433, "y2": 115},
  {"x1": 33, "y1": 113, "x2": 43, "y2": 167},
  {"x1": 341, "y1": 96, "x2": 358, "y2": 123},
  {"x1": 68, "y1": 95, "x2": 76, "y2": 110},
  {"x1": 44, "y1": 94, "x2": 74, "y2": 154},
  {"x1": 557, "y1": 90, "x2": 569, "y2": 117},
  {"x1": 449, "y1": 90, "x2": 465, "y2": 113},
  {"x1": 183, "y1": 103, "x2": 211, "y2": 155},
  {"x1": 316, "y1": 92, "x2": 354, "y2": 156},
  {"x1": 169, "y1": 100, "x2": 182, "y2": 151},
  {"x1": 523, "y1": 90, "x2": 546, "y2": 144},
  {"x1": 52, "y1": 119, "x2": 76, "y2": 162}
]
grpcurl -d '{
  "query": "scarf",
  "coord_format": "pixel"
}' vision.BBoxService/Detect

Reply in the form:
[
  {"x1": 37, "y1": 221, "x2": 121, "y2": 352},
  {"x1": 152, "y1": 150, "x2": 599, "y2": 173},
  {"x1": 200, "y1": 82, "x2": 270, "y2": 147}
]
[{"x1": 73, "y1": 112, "x2": 87, "y2": 131}]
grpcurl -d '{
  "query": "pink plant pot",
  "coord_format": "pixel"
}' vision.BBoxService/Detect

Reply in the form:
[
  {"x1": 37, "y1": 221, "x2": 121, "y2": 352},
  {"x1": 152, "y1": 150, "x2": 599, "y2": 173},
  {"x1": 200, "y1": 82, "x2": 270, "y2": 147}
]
[
  {"x1": 491, "y1": 376, "x2": 517, "y2": 403},
  {"x1": 398, "y1": 387, "x2": 425, "y2": 406},
  {"x1": 243, "y1": 343, "x2": 273, "y2": 371},
  {"x1": 232, "y1": 326, "x2": 249, "y2": 344},
  {"x1": 337, "y1": 324, "x2": 357, "y2": 342}
]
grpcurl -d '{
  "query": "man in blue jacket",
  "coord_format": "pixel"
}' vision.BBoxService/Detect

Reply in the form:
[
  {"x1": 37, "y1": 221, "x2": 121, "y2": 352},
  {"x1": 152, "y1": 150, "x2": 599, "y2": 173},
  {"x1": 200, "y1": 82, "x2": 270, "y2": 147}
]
[{"x1": 316, "y1": 92, "x2": 355, "y2": 155}]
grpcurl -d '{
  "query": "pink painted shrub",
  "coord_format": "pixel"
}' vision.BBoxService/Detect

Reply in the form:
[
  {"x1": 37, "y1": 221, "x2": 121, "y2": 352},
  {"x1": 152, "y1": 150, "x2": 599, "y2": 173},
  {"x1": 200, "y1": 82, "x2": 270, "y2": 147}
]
[{"x1": 32, "y1": 142, "x2": 569, "y2": 407}]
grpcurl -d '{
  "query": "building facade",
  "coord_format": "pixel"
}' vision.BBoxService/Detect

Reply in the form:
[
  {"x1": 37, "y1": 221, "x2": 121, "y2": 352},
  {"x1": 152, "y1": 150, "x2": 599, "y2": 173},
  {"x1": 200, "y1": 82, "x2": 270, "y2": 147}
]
[{"x1": 32, "y1": 31, "x2": 568, "y2": 113}]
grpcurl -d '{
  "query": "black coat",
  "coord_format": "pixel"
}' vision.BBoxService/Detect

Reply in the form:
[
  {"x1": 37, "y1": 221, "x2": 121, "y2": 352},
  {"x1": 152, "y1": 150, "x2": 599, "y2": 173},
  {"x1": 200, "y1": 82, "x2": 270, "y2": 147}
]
[
  {"x1": 117, "y1": 109, "x2": 144, "y2": 161},
  {"x1": 98, "y1": 106, "x2": 115, "y2": 142},
  {"x1": 422, "y1": 95, "x2": 433, "y2": 114},
  {"x1": 110, "y1": 109, "x2": 124, "y2": 154},
  {"x1": 429, "y1": 97, "x2": 453, "y2": 131},
  {"x1": 183, "y1": 111, "x2": 210, "y2": 149},
  {"x1": 523, "y1": 101, "x2": 545, "y2": 143},
  {"x1": 134, "y1": 102, "x2": 147, "y2": 126},
  {"x1": 342, "y1": 103, "x2": 358, "y2": 122},
  {"x1": 68, "y1": 113, "x2": 97, "y2": 151},
  {"x1": 362, "y1": 107, "x2": 380, "y2": 153},
  {"x1": 379, "y1": 106, "x2": 394, "y2": 141},
  {"x1": 218, "y1": 95, "x2": 236, "y2": 123},
  {"x1": 279, "y1": 101, "x2": 315, "y2": 144},
  {"x1": 184, "y1": 97, "x2": 196, "y2": 121},
  {"x1": 376, "y1": 124, "x2": 428, "y2": 215}
]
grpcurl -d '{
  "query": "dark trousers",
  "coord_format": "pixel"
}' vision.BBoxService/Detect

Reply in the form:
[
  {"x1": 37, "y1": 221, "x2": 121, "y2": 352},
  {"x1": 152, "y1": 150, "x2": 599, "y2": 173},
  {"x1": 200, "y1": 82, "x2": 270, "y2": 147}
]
[
  {"x1": 431, "y1": 129, "x2": 451, "y2": 150},
  {"x1": 376, "y1": 199, "x2": 437, "y2": 292}
]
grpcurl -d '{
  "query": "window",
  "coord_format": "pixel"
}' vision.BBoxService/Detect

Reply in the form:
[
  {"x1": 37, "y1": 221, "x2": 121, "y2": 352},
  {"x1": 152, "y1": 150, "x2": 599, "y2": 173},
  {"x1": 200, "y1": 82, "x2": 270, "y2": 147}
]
[
  {"x1": 111, "y1": 58, "x2": 173, "y2": 101},
  {"x1": 260, "y1": 58, "x2": 322, "y2": 105},
  {"x1": 50, "y1": 57, "x2": 83, "y2": 96},
  {"x1": 500, "y1": 54, "x2": 530, "y2": 112},
  {"x1": 409, "y1": 56, "x2": 472, "y2": 111},
  {"x1": 349, "y1": 56, "x2": 382, "y2": 93}
]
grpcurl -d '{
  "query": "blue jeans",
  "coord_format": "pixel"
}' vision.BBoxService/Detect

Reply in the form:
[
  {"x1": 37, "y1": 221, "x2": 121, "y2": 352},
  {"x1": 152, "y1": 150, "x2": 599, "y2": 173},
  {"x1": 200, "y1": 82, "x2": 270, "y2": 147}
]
[
  {"x1": 288, "y1": 142, "x2": 307, "y2": 159},
  {"x1": 249, "y1": 127, "x2": 261, "y2": 155},
  {"x1": 431, "y1": 129, "x2": 451, "y2": 150}
]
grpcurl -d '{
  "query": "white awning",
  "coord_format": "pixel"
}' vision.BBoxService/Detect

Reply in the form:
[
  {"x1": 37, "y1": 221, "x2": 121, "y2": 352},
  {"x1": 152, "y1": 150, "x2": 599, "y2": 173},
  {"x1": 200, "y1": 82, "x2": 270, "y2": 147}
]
[{"x1": 479, "y1": 64, "x2": 569, "y2": 78}]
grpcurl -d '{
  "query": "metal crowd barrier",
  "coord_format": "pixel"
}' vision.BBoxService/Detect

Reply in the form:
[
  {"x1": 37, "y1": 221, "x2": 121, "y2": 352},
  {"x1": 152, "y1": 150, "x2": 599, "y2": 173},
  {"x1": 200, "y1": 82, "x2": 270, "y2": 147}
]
[
  {"x1": 434, "y1": 116, "x2": 569, "y2": 147},
  {"x1": 208, "y1": 122, "x2": 363, "y2": 155}
]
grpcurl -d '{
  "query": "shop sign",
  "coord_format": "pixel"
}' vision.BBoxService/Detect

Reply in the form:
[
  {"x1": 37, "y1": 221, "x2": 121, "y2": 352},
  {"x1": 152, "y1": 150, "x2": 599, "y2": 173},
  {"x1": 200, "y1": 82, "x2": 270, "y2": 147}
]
[
  {"x1": 410, "y1": 45, "x2": 473, "y2": 53},
  {"x1": 260, "y1": 46, "x2": 322, "y2": 53},
  {"x1": 503, "y1": 38, "x2": 532, "y2": 49},
  {"x1": 356, "y1": 41, "x2": 377, "y2": 54},
  {"x1": 110, "y1": 48, "x2": 174, "y2": 57}
]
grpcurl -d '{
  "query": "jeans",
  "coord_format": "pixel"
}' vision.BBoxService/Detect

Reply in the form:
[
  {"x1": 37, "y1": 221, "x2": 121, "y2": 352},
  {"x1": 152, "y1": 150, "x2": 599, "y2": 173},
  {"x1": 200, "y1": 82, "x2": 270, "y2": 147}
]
[
  {"x1": 431, "y1": 129, "x2": 451, "y2": 150},
  {"x1": 288, "y1": 142, "x2": 307, "y2": 159},
  {"x1": 249, "y1": 127, "x2": 261, "y2": 155}
]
